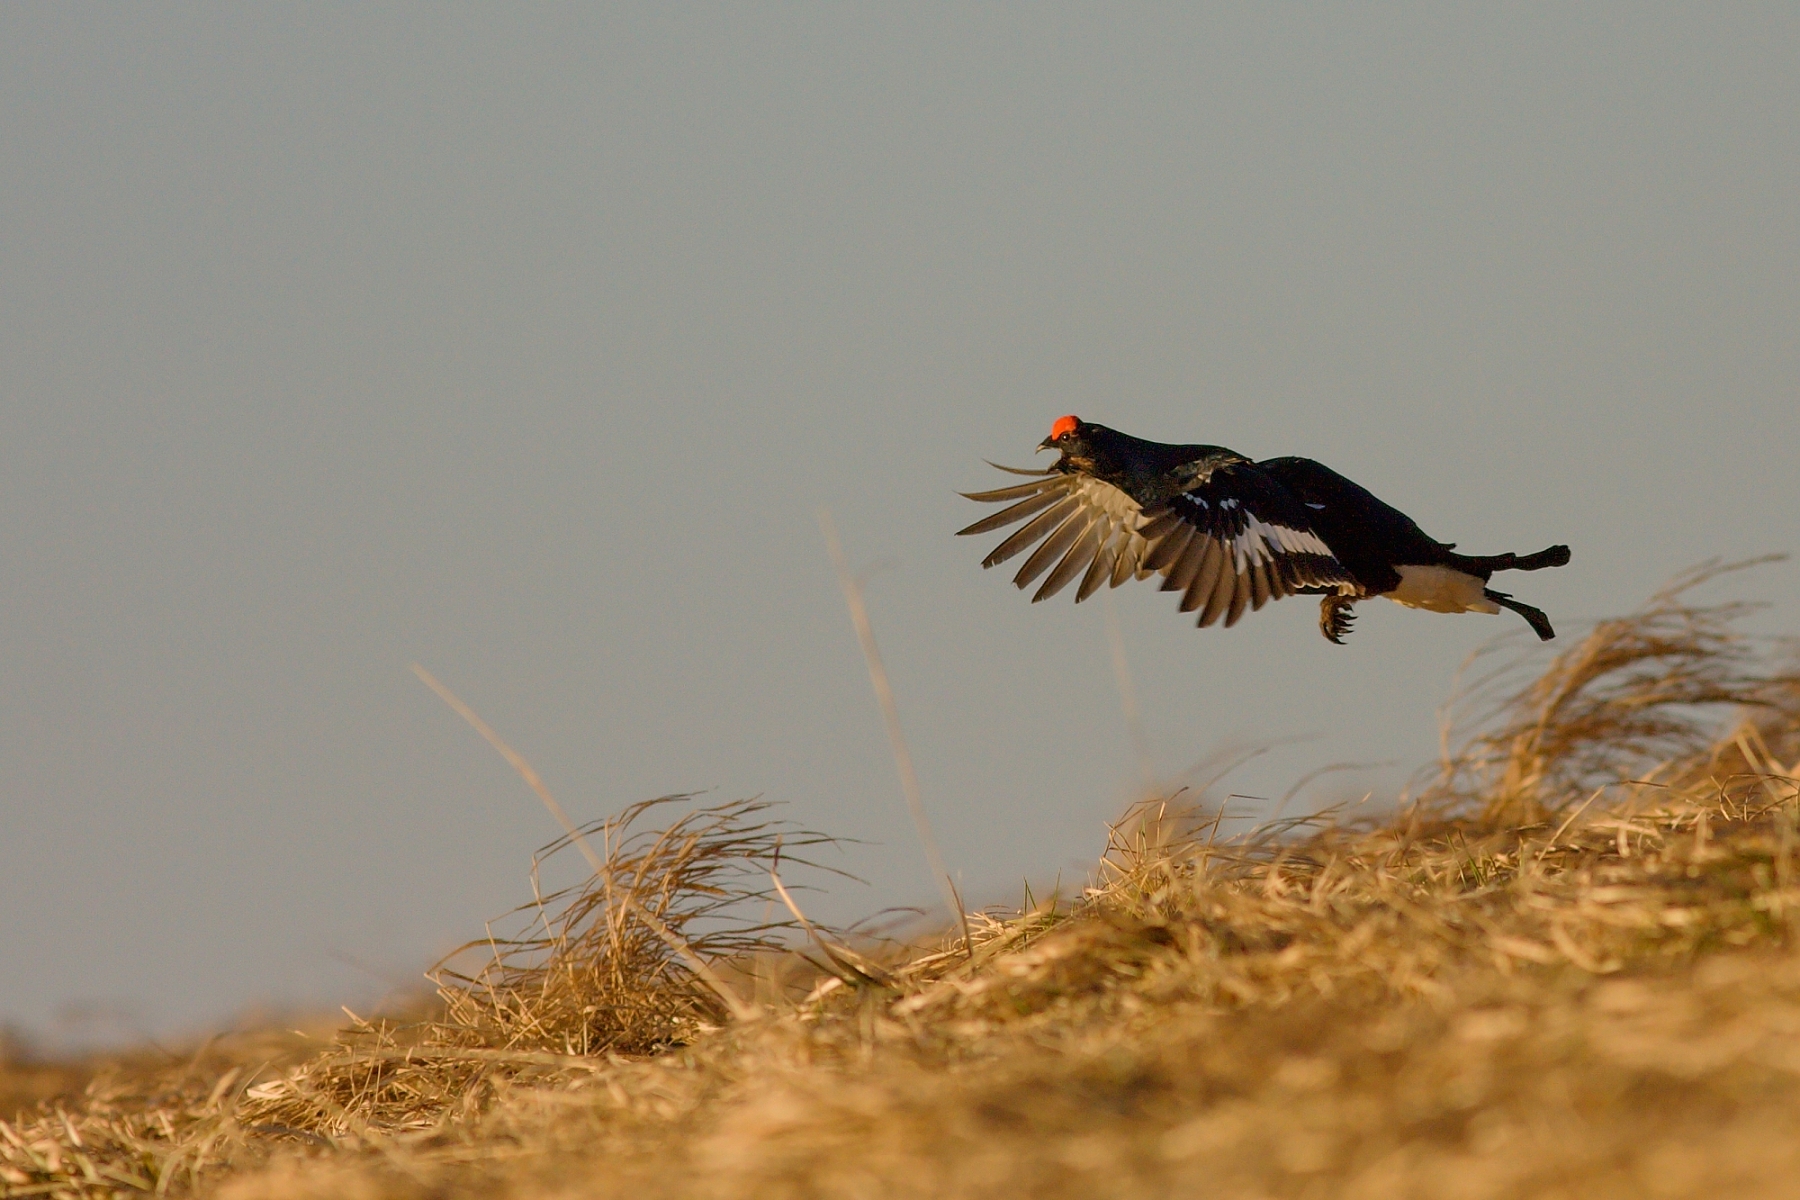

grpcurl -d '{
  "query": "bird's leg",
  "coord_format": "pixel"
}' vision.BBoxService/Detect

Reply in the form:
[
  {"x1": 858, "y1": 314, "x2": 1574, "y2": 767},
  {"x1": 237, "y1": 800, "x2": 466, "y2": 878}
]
[
  {"x1": 1320, "y1": 596, "x2": 1358, "y2": 645},
  {"x1": 1484, "y1": 588, "x2": 1556, "y2": 641}
]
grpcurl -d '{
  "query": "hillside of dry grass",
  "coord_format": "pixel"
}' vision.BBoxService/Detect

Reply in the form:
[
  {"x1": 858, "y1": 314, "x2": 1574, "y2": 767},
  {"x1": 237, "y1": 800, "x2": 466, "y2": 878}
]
[{"x1": 6, "y1": 562, "x2": 1800, "y2": 1200}]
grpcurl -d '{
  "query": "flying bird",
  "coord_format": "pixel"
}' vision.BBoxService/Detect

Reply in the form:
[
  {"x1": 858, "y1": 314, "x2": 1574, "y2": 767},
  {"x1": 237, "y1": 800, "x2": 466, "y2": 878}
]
[{"x1": 958, "y1": 416, "x2": 1570, "y2": 643}]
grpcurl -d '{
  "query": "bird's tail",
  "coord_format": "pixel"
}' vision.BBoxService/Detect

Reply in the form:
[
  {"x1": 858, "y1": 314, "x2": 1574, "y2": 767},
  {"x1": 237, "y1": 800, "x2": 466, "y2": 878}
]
[
  {"x1": 1448, "y1": 543, "x2": 1571, "y2": 578},
  {"x1": 1485, "y1": 588, "x2": 1556, "y2": 641}
]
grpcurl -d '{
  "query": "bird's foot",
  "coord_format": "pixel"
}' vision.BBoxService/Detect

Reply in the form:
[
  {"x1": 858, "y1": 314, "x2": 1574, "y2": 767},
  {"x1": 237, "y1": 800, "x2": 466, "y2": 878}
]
[{"x1": 1320, "y1": 596, "x2": 1358, "y2": 644}]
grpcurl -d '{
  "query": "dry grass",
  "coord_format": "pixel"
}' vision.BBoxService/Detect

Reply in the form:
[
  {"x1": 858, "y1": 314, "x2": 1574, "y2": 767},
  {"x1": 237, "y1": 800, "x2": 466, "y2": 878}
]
[
  {"x1": 1422, "y1": 557, "x2": 1799, "y2": 824},
  {"x1": 1, "y1": 1032, "x2": 96, "y2": 1126},
  {"x1": 7, "y1": 562, "x2": 1800, "y2": 1199}
]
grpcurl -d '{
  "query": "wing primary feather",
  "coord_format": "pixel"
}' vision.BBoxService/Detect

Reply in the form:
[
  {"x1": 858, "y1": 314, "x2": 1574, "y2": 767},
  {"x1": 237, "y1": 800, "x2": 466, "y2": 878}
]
[
  {"x1": 1267, "y1": 554, "x2": 1296, "y2": 595},
  {"x1": 981, "y1": 495, "x2": 1079, "y2": 568},
  {"x1": 983, "y1": 461, "x2": 1057, "y2": 477},
  {"x1": 1034, "y1": 520, "x2": 1104, "y2": 602},
  {"x1": 1014, "y1": 511, "x2": 1092, "y2": 590},
  {"x1": 1136, "y1": 507, "x2": 1184, "y2": 541},
  {"x1": 1180, "y1": 541, "x2": 1225, "y2": 614},
  {"x1": 1076, "y1": 530, "x2": 1121, "y2": 602},
  {"x1": 960, "y1": 478, "x2": 1061, "y2": 504},
  {"x1": 1162, "y1": 535, "x2": 1208, "y2": 595},
  {"x1": 1142, "y1": 523, "x2": 1194, "y2": 573},
  {"x1": 1198, "y1": 555, "x2": 1236, "y2": 627},
  {"x1": 1111, "y1": 531, "x2": 1142, "y2": 587},
  {"x1": 1225, "y1": 570, "x2": 1252, "y2": 627},
  {"x1": 1249, "y1": 559, "x2": 1272, "y2": 610},
  {"x1": 956, "y1": 488, "x2": 1066, "y2": 537}
]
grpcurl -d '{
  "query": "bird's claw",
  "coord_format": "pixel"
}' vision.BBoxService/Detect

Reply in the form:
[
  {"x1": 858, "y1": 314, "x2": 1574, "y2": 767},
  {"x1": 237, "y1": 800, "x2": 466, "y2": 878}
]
[{"x1": 1320, "y1": 596, "x2": 1357, "y2": 645}]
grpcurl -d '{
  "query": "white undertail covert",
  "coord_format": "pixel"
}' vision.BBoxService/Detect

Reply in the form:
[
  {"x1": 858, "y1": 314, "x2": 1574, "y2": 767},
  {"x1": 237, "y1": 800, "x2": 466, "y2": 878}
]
[{"x1": 1384, "y1": 564, "x2": 1500, "y2": 614}]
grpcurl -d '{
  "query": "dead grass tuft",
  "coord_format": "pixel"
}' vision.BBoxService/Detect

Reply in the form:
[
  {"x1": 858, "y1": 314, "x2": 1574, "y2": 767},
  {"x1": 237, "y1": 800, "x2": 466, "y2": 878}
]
[
  {"x1": 227, "y1": 796, "x2": 839, "y2": 1145},
  {"x1": 433, "y1": 794, "x2": 836, "y2": 1056}
]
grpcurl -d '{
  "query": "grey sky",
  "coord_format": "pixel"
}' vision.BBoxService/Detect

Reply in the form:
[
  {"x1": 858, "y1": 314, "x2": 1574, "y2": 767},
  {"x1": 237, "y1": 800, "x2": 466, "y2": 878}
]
[{"x1": 2, "y1": 5, "x2": 1795, "y2": 1042}]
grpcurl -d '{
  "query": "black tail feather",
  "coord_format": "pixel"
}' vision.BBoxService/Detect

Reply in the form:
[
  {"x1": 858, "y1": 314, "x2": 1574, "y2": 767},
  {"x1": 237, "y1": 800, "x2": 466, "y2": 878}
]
[
  {"x1": 1450, "y1": 543, "x2": 1571, "y2": 577},
  {"x1": 1513, "y1": 543, "x2": 1572, "y2": 572},
  {"x1": 1486, "y1": 588, "x2": 1556, "y2": 641}
]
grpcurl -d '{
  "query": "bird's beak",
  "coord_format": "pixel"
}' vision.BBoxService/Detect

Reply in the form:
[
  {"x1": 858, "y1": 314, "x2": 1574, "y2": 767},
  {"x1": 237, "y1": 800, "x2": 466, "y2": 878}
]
[{"x1": 1037, "y1": 438, "x2": 1056, "y2": 453}]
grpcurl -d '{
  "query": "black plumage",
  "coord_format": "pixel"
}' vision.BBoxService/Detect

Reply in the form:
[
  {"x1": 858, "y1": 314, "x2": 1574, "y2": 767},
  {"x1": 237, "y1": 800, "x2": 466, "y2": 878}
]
[{"x1": 958, "y1": 416, "x2": 1571, "y2": 643}]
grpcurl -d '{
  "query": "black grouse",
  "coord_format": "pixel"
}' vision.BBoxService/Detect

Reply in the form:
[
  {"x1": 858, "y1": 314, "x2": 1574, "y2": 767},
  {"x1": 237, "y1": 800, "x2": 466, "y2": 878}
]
[{"x1": 958, "y1": 416, "x2": 1571, "y2": 644}]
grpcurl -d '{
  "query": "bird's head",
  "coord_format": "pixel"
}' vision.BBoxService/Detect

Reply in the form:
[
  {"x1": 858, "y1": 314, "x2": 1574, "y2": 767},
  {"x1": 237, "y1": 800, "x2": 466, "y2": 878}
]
[
  {"x1": 1037, "y1": 415, "x2": 1130, "y2": 481},
  {"x1": 1039, "y1": 414, "x2": 1088, "y2": 455}
]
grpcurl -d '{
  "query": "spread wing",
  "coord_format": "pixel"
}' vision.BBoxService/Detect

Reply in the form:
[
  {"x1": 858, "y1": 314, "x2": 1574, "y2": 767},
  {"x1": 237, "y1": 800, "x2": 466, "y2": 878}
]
[
  {"x1": 956, "y1": 466, "x2": 1157, "y2": 604},
  {"x1": 1135, "y1": 462, "x2": 1354, "y2": 627},
  {"x1": 957, "y1": 462, "x2": 1356, "y2": 628}
]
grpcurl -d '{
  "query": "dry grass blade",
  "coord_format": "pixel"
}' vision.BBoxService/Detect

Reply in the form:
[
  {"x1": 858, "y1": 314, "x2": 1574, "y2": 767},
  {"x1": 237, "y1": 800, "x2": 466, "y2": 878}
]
[
  {"x1": 818, "y1": 508, "x2": 973, "y2": 956},
  {"x1": 1104, "y1": 590, "x2": 1157, "y2": 797},
  {"x1": 411, "y1": 663, "x2": 604, "y2": 875},
  {"x1": 769, "y1": 863, "x2": 898, "y2": 991}
]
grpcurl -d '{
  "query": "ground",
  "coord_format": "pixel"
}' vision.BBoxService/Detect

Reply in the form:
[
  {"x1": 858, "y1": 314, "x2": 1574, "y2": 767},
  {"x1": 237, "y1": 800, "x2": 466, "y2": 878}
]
[{"x1": 5, "y1": 564, "x2": 1799, "y2": 1199}]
